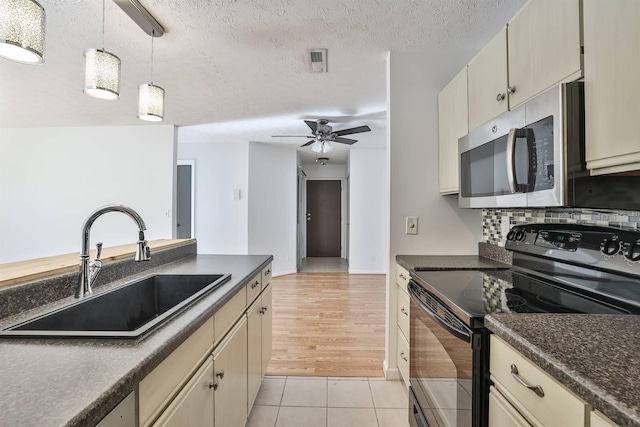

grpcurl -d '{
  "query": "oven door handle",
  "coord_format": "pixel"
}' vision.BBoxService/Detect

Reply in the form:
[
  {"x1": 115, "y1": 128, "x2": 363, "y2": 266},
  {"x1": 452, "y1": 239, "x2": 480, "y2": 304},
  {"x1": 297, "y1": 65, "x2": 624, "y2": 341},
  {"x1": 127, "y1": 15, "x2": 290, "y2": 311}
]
[{"x1": 408, "y1": 282, "x2": 472, "y2": 343}]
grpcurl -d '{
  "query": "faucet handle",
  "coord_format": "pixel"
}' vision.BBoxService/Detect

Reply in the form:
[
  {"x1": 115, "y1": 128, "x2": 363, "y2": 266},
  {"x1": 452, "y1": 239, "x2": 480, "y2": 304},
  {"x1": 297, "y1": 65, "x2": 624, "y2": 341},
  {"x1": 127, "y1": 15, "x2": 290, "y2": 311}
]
[{"x1": 95, "y1": 242, "x2": 103, "y2": 261}]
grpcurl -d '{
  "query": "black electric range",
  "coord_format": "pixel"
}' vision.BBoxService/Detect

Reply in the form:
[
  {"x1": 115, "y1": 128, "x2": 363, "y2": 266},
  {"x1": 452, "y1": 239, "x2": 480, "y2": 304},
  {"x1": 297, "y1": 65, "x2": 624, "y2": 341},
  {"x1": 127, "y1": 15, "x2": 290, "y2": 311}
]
[{"x1": 408, "y1": 223, "x2": 640, "y2": 427}]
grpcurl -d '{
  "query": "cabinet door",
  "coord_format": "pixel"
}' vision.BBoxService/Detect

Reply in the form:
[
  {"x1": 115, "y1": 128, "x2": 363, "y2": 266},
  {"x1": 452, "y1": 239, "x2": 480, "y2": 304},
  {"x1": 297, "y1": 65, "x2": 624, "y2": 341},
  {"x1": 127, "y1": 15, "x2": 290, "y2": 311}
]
[
  {"x1": 247, "y1": 299, "x2": 262, "y2": 411},
  {"x1": 214, "y1": 318, "x2": 248, "y2": 427},
  {"x1": 508, "y1": 0, "x2": 582, "y2": 108},
  {"x1": 468, "y1": 27, "x2": 508, "y2": 130},
  {"x1": 488, "y1": 387, "x2": 532, "y2": 427},
  {"x1": 261, "y1": 284, "x2": 273, "y2": 376},
  {"x1": 152, "y1": 357, "x2": 215, "y2": 427},
  {"x1": 584, "y1": 0, "x2": 640, "y2": 175},
  {"x1": 438, "y1": 67, "x2": 468, "y2": 194}
]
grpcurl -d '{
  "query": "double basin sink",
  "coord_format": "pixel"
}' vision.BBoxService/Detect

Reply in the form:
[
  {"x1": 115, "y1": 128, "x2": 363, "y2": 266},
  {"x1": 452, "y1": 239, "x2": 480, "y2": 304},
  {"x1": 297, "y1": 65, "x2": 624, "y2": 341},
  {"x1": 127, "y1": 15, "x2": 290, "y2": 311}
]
[{"x1": 0, "y1": 273, "x2": 231, "y2": 339}]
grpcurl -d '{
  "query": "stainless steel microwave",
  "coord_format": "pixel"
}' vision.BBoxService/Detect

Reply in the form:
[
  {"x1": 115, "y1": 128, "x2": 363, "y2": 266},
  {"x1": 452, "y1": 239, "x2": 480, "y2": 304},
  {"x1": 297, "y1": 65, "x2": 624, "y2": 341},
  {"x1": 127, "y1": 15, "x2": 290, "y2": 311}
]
[{"x1": 458, "y1": 83, "x2": 581, "y2": 209}]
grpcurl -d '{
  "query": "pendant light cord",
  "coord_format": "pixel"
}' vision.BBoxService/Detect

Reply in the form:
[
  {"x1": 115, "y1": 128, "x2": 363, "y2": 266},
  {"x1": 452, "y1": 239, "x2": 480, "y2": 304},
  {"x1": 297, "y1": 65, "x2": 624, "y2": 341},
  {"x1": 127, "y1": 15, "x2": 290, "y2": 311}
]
[
  {"x1": 150, "y1": 30, "x2": 154, "y2": 84},
  {"x1": 102, "y1": 0, "x2": 105, "y2": 50}
]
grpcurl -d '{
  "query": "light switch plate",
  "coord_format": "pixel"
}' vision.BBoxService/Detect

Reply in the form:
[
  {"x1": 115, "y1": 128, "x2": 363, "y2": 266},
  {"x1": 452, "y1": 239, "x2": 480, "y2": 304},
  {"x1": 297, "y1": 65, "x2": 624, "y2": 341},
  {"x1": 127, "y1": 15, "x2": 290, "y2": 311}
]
[{"x1": 406, "y1": 216, "x2": 418, "y2": 235}]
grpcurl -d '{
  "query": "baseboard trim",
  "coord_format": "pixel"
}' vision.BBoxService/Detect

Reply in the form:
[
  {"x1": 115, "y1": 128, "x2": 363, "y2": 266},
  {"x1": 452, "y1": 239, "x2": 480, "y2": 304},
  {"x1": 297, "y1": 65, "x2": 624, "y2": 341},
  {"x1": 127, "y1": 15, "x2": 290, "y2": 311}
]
[
  {"x1": 383, "y1": 359, "x2": 400, "y2": 380},
  {"x1": 348, "y1": 269, "x2": 386, "y2": 275},
  {"x1": 272, "y1": 270, "x2": 297, "y2": 278}
]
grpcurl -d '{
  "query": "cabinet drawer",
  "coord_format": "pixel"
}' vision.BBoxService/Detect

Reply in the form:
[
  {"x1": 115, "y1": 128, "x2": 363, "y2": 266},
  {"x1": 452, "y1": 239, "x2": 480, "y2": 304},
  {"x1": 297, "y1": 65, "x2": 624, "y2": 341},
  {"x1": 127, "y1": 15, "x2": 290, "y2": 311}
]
[
  {"x1": 490, "y1": 335, "x2": 588, "y2": 427},
  {"x1": 591, "y1": 410, "x2": 618, "y2": 427},
  {"x1": 396, "y1": 264, "x2": 410, "y2": 289},
  {"x1": 139, "y1": 317, "x2": 214, "y2": 427},
  {"x1": 246, "y1": 273, "x2": 262, "y2": 306},
  {"x1": 262, "y1": 263, "x2": 272, "y2": 289},
  {"x1": 396, "y1": 327, "x2": 410, "y2": 387},
  {"x1": 214, "y1": 287, "x2": 247, "y2": 344},
  {"x1": 397, "y1": 285, "x2": 410, "y2": 338},
  {"x1": 489, "y1": 386, "x2": 532, "y2": 427}
]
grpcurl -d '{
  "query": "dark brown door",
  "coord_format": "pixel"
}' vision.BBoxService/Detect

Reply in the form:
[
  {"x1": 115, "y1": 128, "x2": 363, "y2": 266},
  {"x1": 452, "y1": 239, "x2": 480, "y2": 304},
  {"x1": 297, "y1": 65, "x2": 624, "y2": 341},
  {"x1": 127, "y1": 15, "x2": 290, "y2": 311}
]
[{"x1": 306, "y1": 180, "x2": 341, "y2": 257}]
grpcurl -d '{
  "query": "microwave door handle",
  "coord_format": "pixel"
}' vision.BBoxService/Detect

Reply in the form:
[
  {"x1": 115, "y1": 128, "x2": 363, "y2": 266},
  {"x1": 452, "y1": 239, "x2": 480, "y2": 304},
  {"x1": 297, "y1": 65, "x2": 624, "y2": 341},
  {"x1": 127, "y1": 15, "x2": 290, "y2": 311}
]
[{"x1": 506, "y1": 128, "x2": 519, "y2": 193}]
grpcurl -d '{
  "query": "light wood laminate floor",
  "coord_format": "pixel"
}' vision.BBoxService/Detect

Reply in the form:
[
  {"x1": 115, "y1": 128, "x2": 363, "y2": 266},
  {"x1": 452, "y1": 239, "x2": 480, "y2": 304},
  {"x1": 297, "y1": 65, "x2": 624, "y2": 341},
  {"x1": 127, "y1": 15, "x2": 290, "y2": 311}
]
[{"x1": 266, "y1": 272, "x2": 386, "y2": 377}]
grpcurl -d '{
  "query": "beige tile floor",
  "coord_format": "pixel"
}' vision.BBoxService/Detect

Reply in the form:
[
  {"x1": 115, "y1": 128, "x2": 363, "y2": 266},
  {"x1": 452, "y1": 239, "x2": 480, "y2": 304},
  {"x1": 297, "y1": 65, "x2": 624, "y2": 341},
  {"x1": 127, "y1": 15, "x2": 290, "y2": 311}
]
[
  {"x1": 246, "y1": 376, "x2": 410, "y2": 427},
  {"x1": 299, "y1": 257, "x2": 349, "y2": 273}
]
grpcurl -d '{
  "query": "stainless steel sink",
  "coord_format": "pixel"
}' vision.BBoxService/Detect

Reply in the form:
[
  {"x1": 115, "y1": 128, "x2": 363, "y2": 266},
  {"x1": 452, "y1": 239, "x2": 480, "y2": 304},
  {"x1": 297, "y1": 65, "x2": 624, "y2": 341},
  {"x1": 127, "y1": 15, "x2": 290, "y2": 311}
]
[{"x1": 0, "y1": 274, "x2": 231, "y2": 339}]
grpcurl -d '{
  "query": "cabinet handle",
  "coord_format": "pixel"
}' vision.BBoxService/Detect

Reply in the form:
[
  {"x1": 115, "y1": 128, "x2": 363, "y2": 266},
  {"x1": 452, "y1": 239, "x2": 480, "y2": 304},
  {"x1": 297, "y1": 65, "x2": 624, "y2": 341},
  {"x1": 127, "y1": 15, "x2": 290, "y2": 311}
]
[
  {"x1": 507, "y1": 86, "x2": 516, "y2": 95},
  {"x1": 400, "y1": 307, "x2": 408, "y2": 316},
  {"x1": 260, "y1": 306, "x2": 268, "y2": 314},
  {"x1": 496, "y1": 93, "x2": 505, "y2": 101},
  {"x1": 399, "y1": 273, "x2": 407, "y2": 280},
  {"x1": 510, "y1": 364, "x2": 544, "y2": 397},
  {"x1": 265, "y1": 269, "x2": 271, "y2": 276},
  {"x1": 216, "y1": 369, "x2": 225, "y2": 379},
  {"x1": 251, "y1": 280, "x2": 259, "y2": 289},
  {"x1": 400, "y1": 351, "x2": 408, "y2": 362},
  {"x1": 209, "y1": 381, "x2": 218, "y2": 391}
]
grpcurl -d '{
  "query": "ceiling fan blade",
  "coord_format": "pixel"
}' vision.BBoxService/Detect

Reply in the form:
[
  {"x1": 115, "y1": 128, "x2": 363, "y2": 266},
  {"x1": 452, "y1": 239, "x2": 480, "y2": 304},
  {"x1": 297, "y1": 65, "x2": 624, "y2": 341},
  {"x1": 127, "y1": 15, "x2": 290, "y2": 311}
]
[
  {"x1": 272, "y1": 135, "x2": 315, "y2": 138},
  {"x1": 334, "y1": 125, "x2": 371, "y2": 136},
  {"x1": 301, "y1": 140, "x2": 316, "y2": 147},
  {"x1": 304, "y1": 120, "x2": 318, "y2": 133},
  {"x1": 334, "y1": 137, "x2": 358, "y2": 145}
]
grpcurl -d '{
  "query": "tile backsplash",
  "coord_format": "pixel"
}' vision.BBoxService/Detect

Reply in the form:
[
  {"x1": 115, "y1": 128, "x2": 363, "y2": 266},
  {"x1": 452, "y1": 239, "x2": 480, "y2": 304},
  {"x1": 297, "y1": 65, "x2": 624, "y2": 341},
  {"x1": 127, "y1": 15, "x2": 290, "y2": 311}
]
[{"x1": 483, "y1": 208, "x2": 640, "y2": 247}]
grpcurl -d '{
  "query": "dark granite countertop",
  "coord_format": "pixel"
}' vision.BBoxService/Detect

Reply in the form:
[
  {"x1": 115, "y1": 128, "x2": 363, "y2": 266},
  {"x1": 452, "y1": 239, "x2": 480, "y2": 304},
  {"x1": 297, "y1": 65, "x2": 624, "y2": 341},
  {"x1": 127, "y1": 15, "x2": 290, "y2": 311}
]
[
  {"x1": 486, "y1": 314, "x2": 640, "y2": 427},
  {"x1": 396, "y1": 254, "x2": 509, "y2": 272},
  {"x1": 0, "y1": 254, "x2": 272, "y2": 427}
]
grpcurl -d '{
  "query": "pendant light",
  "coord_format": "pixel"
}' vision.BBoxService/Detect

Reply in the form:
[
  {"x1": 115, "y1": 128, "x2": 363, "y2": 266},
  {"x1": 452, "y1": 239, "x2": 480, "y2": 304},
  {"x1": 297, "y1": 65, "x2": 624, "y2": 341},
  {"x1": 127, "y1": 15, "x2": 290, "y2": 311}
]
[
  {"x1": 84, "y1": 0, "x2": 120, "y2": 100},
  {"x1": 0, "y1": 0, "x2": 45, "y2": 64},
  {"x1": 138, "y1": 30, "x2": 164, "y2": 122}
]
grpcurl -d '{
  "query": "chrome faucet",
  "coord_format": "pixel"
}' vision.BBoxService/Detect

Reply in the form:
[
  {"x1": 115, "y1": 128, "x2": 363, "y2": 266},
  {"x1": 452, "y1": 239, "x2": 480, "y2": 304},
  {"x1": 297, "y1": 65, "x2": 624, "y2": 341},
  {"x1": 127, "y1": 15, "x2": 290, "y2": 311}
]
[{"x1": 76, "y1": 205, "x2": 151, "y2": 299}]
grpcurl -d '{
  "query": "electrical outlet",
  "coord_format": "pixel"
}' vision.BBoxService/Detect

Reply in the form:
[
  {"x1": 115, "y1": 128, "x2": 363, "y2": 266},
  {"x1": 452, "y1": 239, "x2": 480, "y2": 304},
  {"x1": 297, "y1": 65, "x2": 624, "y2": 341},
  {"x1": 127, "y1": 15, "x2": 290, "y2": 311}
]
[{"x1": 406, "y1": 216, "x2": 418, "y2": 235}]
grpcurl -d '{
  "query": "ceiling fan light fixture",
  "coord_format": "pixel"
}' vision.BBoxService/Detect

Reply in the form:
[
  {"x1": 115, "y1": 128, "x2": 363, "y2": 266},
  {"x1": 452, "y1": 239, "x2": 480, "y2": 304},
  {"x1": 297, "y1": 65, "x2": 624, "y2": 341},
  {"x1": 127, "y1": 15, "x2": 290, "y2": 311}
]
[
  {"x1": 0, "y1": 0, "x2": 45, "y2": 64},
  {"x1": 311, "y1": 140, "x2": 323, "y2": 153},
  {"x1": 323, "y1": 140, "x2": 334, "y2": 153},
  {"x1": 84, "y1": 48, "x2": 121, "y2": 100},
  {"x1": 138, "y1": 83, "x2": 164, "y2": 121}
]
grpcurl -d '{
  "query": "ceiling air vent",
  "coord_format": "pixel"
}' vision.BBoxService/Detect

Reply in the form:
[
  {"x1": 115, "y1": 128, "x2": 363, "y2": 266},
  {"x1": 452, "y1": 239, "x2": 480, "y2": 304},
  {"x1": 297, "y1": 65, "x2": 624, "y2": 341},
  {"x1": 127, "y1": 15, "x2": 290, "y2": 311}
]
[{"x1": 308, "y1": 49, "x2": 327, "y2": 73}]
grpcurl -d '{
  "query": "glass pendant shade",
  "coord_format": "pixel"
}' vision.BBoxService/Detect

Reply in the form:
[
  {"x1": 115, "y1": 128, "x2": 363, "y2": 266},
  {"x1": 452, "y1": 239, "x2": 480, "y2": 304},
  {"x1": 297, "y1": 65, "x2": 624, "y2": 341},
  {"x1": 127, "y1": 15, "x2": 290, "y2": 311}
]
[
  {"x1": 84, "y1": 48, "x2": 121, "y2": 100},
  {"x1": 311, "y1": 140, "x2": 323, "y2": 153},
  {"x1": 323, "y1": 141, "x2": 334, "y2": 153},
  {"x1": 0, "y1": 0, "x2": 45, "y2": 64},
  {"x1": 138, "y1": 83, "x2": 164, "y2": 122}
]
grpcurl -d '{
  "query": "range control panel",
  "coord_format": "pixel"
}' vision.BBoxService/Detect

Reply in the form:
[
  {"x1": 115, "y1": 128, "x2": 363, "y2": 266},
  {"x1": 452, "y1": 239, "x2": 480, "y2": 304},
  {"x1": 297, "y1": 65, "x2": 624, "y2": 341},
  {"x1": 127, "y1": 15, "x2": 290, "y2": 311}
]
[{"x1": 505, "y1": 223, "x2": 640, "y2": 277}]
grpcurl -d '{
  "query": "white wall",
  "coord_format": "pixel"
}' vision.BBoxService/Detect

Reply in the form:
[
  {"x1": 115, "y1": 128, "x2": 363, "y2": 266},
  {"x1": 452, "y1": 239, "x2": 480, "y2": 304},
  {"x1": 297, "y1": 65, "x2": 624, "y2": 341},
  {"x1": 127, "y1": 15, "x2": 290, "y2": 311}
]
[
  {"x1": 349, "y1": 149, "x2": 387, "y2": 273},
  {"x1": 248, "y1": 143, "x2": 297, "y2": 276},
  {"x1": 178, "y1": 141, "x2": 249, "y2": 254},
  {"x1": 0, "y1": 125, "x2": 176, "y2": 263},
  {"x1": 384, "y1": 51, "x2": 483, "y2": 378},
  {"x1": 302, "y1": 164, "x2": 346, "y2": 178}
]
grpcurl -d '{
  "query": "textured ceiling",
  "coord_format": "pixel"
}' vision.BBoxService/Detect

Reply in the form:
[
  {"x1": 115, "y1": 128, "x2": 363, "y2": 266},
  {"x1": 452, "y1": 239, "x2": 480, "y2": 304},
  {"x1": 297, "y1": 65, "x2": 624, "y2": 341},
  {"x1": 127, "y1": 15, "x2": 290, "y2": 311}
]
[{"x1": 0, "y1": 0, "x2": 526, "y2": 161}]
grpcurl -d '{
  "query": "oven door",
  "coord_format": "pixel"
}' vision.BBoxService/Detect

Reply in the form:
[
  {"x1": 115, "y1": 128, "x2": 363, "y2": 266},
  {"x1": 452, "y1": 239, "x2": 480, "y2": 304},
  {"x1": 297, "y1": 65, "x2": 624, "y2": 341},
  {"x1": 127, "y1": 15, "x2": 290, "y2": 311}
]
[{"x1": 408, "y1": 280, "x2": 475, "y2": 427}]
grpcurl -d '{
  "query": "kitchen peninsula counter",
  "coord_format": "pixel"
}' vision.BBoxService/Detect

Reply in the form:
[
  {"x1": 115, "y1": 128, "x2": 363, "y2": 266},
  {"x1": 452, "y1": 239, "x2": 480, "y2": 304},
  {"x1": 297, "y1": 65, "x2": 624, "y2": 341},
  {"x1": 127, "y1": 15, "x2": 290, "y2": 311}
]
[
  {"x1": 487, "y1": 313, "x2": 640, "y2": 427},
  {"x1": 0, "y1": 254, "x2": 272, "y2": 427},
  {"x1": 396, "y1": 254, "x2": 509, "y2": 272}
]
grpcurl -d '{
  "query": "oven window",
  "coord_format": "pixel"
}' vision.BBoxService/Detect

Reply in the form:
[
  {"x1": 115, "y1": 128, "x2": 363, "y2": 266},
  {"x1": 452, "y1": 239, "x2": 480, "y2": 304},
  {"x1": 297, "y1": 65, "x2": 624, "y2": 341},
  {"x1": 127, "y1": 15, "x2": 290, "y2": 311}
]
[{"x1": 410, "y1": 297, "x2": 473, "y2": 427}]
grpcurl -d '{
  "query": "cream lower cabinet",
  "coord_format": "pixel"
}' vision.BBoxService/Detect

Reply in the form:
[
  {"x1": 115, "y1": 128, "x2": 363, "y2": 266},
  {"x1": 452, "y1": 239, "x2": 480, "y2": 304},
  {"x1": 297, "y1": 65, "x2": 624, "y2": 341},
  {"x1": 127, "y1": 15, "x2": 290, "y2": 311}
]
[
  {"x1": 153, "y1": 357, "x2": 215, "y2": 427},
  {"x1": 489, "y1": 335, "x2": 589, "y2": 427},
  {"x1": 139, "y1": 262, "x2": 273, "y2": 427},
  {"x1": 247, "y1": 284, "x2": 273, "y2": 410},
  {"x1": 396, "y1": 264, "x2": 410, "y2": 387},
  {"x1": 584, "y1": 0, "x2": 640, "y2": 175},
  {"x1": 213, "y1": 318, "x2": 248, "y2": 427}
]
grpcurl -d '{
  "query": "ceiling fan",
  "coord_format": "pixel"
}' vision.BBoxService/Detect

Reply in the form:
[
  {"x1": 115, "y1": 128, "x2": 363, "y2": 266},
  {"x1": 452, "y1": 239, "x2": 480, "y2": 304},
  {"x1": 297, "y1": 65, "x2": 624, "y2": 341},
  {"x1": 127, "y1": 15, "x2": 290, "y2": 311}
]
[{"x1": 272, "y1": 119, "x2": 371, "y2": 153}]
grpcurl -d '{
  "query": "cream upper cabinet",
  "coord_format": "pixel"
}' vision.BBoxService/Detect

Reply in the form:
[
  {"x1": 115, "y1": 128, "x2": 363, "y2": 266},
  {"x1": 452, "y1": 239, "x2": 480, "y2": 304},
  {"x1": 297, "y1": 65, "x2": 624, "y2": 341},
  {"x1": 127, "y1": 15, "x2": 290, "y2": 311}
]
[
  {"x1": 584, "y1": 0, "x2": 640, "y2": 175},
  {"x1": 213, "y1": 317, "x2": 248, "y2": 427},
  {"x1": 507, "y1": 0, "x2": 582, "y2": 108},
  {"x1": 468, "y1": 27, "x2": 508, "y2": 130},
  {"x1": 438, "y1": 67, "x2": 468, "y2": 194}
]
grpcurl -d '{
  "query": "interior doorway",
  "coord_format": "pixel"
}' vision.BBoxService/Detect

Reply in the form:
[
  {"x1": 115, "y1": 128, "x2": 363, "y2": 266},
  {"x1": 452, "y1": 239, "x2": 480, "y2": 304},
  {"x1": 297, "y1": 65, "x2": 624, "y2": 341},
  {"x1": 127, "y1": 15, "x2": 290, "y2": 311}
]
[
  {"x1": 306, "y1": 180, "x2": 341, "y2": 257},
  {"x1": 176, "y1": 160, "x2": 195, "y2": 239}
]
